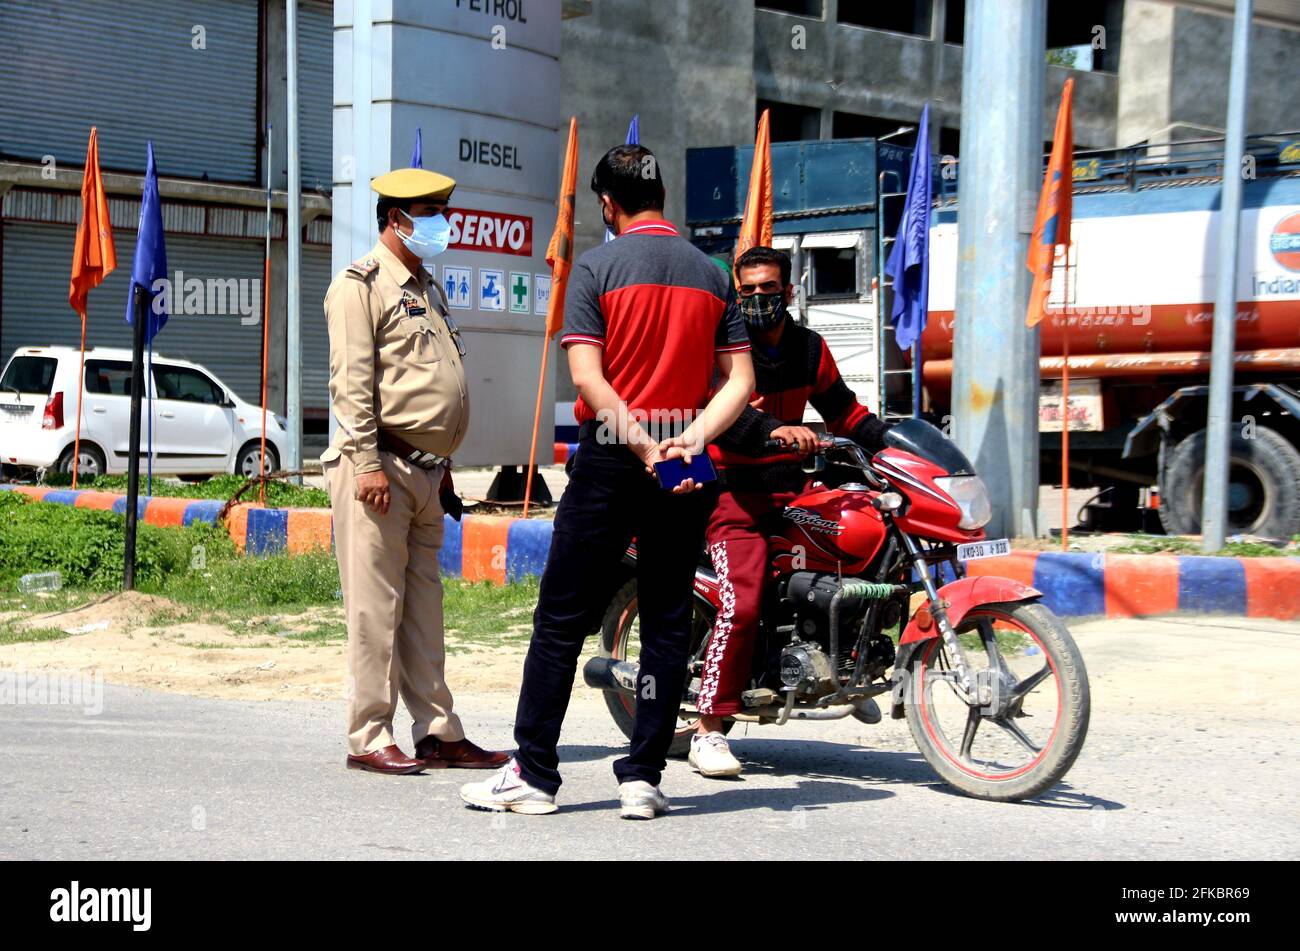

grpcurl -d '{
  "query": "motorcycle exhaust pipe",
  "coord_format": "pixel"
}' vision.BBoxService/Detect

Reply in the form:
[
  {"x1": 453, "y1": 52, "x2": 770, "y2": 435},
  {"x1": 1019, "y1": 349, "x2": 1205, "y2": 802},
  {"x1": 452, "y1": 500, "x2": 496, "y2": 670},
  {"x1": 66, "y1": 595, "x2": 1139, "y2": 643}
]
[
  {"x1": 585, "y1": 656, "x2": 882, "y2": 724},
  {"x1": 583, "y1": 656, "x2": 639, "y2": 696},
  {"x1": 736, "y1": 697, "x2": 881, "y2": 722}
]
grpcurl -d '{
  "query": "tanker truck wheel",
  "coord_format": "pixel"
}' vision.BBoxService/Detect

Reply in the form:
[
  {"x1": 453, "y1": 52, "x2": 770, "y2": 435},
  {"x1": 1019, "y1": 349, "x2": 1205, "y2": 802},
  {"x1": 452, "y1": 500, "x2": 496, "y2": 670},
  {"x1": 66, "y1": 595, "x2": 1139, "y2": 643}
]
[{"x1": 1158, "y1": 424, "x2": 1300, "y2": 541}]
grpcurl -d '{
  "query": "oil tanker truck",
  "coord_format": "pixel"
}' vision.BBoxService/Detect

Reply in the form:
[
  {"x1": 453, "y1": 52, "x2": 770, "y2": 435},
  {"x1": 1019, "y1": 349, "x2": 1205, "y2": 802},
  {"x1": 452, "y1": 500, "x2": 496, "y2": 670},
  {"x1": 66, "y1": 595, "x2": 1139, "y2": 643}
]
[{"x1": 685, "y1": 135, "x2": 1300, "y2": 538}]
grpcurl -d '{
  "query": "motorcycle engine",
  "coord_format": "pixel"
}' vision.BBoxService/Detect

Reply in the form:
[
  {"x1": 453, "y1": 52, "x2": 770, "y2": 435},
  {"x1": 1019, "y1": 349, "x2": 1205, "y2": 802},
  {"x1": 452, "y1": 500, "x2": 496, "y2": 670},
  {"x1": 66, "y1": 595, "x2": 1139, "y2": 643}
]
[
  {"x1": 772, "y1": 571, "x2": 900, "y2": 690},
  {"x1": 780, "y1": 572, "x2": 869, "y2": 645},
  {"x1": 778, "y1": 643, "x2": 836, "y2": 696}
]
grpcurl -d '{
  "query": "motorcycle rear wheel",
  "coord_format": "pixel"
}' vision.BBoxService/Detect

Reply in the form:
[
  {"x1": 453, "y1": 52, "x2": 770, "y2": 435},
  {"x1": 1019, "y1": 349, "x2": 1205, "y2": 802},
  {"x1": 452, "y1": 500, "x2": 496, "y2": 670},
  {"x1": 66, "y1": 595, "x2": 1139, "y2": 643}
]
[
  {"x1": 598, "y1": 579, "x2": 733, "y2": 758},
  {"x1": 905, "y1": 600, "x2": 1089, "y2": 802}
]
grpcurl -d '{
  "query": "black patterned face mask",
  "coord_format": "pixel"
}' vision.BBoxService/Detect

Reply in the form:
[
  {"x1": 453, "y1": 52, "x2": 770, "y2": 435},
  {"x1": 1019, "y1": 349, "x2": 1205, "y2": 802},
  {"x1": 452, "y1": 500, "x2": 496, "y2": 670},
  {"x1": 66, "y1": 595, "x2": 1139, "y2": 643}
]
[{"x1": 738, "y1": 291, "x2": 787, "y2": 331}]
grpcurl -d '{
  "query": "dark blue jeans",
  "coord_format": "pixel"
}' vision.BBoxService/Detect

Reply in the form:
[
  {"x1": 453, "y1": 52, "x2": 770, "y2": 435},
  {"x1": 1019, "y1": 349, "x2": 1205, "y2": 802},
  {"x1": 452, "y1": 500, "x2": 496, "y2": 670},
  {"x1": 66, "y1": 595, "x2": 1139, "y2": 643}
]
[{"x1": 513, "y1": 436, "x2": 714, "y2": 794}]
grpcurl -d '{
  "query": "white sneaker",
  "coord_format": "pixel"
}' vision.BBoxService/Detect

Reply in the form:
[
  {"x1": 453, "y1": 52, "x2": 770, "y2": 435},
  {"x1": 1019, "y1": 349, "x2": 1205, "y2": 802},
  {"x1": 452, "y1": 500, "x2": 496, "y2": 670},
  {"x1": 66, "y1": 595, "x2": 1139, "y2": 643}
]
[
  {"x1": 689, "y1": 731, "x2": 743, "y2": 778},
  {"x1": 618, "y1": 780, "x2": 670, "y2": 820},
  {"x1": 459, "y1": 758, "x2": 558, "y2": 815}
]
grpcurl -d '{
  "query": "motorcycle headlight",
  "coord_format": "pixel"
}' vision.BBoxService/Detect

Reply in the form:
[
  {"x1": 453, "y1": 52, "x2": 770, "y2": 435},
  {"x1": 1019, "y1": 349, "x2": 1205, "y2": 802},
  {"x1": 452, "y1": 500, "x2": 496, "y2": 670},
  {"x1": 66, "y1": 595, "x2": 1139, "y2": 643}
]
[{"x1": 935, "y1": 475, "x2": 992, "y2": 530}]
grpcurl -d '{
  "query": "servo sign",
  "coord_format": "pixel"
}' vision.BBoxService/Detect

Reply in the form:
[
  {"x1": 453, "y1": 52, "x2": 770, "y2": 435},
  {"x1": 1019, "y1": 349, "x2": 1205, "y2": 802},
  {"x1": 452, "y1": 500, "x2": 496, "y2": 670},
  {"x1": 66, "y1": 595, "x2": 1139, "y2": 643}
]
[{"x1": 447, "y1": 207, "x2": 533, "y2": 257}]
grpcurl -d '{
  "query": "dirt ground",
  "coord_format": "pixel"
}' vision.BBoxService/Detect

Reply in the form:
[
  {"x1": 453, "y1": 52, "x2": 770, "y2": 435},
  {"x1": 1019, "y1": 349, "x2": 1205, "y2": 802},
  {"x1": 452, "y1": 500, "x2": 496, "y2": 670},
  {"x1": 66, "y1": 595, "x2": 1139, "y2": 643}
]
[
  {"x1": 7, "y1": 584, "x2": 1300, "y2": 731},
  {"x1": 1, "y1": 590, "x2": 530, "y2": 702}
]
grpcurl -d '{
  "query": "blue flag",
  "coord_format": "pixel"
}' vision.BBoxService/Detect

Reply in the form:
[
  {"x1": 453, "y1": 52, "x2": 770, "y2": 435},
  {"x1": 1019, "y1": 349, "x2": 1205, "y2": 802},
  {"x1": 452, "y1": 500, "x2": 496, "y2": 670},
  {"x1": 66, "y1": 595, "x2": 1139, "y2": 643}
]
[
  {"x1": 604, "y1": 115, "x2": 640, "y2": 243},
  {"x1": 884, "y1": 103, "x2": 932, "y2": 352},
  {"x1": 126, "y1": 141, "x2": 168, "y2": 344},
  {"x1": 411, "y1": 128, "x2": 422, "y2": 169}
]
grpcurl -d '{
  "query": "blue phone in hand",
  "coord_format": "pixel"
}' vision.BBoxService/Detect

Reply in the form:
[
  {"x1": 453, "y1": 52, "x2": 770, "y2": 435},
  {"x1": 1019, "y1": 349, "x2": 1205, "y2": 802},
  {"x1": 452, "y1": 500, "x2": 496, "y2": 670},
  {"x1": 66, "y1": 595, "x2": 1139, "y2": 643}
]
[{"x1": 653, "y1": 453, "x2": 717, "y2": 490}]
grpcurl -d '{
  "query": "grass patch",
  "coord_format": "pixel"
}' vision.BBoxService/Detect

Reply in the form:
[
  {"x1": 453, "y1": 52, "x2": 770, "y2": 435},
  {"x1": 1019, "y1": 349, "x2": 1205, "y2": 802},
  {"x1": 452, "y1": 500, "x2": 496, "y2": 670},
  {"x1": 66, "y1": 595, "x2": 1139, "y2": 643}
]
[
  {"x1": 39, "y1": 472, "x2": 330, "y2": 508},
  {"x1": 444, "y1": 578, "x2": 540, "y2": 651},
  {"x1": 0, "y1": 492, "x2": 543, "y2": 652},
  {"x1": 284, "y1": 620, "x2": 348, "y2": 642},
  {"x1": 0, "y1": 622, "x2": 71, "y2": 645},
  {"x1": 0, "y1": 491, "x2": 201, "y2": 591},
  {"x1": 1110, "y1": 535, "x2": 1201, "y2": 556},
  {"x1": 163, "y1": 548, "x2": 341, "y2": 610},
  {"x1": 1112, "y1": 533, "x2": 1297, "y2": 557}
]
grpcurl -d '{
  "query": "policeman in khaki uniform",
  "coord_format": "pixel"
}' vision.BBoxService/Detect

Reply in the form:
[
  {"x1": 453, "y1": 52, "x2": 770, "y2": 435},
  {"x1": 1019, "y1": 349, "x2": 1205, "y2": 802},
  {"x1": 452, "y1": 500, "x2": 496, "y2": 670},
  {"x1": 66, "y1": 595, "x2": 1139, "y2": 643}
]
[{"x1": 323, "y1": 167, "x2": 508, "y2": 774}]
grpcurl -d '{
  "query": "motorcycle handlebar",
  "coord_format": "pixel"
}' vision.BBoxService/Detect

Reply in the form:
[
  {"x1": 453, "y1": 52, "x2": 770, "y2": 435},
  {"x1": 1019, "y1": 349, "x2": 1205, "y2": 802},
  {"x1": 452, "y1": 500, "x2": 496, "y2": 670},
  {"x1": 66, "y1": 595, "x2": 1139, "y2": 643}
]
[
  {"x1": 760, "y1": 434, "x2": 857, "y2": 455},
  {"x1": 759, "y1": 435, "x2": 887, "y2": 488}
]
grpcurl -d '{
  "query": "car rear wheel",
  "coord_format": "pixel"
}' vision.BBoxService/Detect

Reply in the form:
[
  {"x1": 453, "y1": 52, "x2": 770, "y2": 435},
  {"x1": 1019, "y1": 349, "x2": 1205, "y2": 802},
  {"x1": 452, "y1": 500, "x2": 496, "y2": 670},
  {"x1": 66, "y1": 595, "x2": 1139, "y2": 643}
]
[
  {"x1": 55, "y1": 443, "x2": 105, "y2": 479},
  {"x1": 236, "y1": 441, "x2": 279, "y2": 479}
]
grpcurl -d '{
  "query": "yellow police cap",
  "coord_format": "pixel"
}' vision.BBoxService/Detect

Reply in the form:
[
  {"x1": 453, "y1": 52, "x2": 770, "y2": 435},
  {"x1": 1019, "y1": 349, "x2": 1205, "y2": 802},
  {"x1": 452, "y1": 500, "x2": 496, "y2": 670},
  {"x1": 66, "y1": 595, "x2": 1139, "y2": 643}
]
[{"x1": 370, "y1": 168, "x2": 456, "y2": 201}]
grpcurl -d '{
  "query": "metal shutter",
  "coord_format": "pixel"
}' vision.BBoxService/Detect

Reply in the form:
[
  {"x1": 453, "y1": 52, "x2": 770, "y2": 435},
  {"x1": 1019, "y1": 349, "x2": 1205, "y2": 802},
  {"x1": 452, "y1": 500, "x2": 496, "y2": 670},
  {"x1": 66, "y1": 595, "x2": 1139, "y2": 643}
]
[
  {"x1": 2, "y1": 222, "x2": 267, "y2": 404},
  {"x1": 0, "y1": 0, "x2": 259, "y2": 183},
  {"x1": 301, "y1": 244, "x2": 332, "y2": 414},
  {"x1": 300, "y1": 0, "x2": 333, "y2": 194}
]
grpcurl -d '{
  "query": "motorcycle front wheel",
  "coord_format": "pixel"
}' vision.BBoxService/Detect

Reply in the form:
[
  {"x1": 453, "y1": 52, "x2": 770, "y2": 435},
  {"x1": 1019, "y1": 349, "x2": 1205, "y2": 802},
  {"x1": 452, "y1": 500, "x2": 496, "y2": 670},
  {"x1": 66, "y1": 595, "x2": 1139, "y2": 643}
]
[
  {"x1": 905, "y1": 600, "x2": 1090, "y2": 802},
  {"x1": 598, "y1": 579, "x2": 732, "y2": 758}
]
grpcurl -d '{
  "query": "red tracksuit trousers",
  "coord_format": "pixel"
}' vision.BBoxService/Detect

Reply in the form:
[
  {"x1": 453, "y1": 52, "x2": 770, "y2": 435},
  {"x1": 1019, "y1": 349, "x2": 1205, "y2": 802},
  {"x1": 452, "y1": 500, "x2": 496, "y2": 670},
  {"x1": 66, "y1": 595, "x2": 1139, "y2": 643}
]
[{"x1": 698, "y1": 485, "x2": 802, "y2": 716}]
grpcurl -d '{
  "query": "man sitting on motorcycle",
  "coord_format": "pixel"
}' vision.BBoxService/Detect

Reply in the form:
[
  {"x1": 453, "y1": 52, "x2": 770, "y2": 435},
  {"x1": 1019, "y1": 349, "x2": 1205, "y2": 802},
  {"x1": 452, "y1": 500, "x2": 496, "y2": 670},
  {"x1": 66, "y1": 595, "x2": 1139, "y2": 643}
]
[{"x1": 691, "y1": 245, "x2": 892, "y2": 778}]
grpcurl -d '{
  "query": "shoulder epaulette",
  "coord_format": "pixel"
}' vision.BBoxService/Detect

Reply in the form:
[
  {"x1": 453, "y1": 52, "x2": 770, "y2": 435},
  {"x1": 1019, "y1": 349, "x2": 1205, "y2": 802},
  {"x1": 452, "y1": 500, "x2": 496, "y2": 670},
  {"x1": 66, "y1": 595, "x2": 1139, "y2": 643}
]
[{"x1": 345, "y1": 257, "x2": 380, "y2": 280}]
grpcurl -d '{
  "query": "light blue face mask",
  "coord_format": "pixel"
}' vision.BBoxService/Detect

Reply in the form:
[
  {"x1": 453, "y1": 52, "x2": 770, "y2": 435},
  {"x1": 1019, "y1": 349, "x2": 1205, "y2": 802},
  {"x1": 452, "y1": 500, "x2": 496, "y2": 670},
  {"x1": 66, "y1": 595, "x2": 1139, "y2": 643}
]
[{"x1": 397, "y1": 210, "x2": 452, "y2": 260}]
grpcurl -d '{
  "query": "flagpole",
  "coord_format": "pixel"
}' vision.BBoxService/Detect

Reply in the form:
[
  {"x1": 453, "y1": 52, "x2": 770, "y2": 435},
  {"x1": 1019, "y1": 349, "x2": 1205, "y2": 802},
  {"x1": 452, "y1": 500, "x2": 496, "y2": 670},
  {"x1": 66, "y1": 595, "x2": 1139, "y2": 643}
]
[
  {"x1": 72, "y1": 314, "x2": 87, "y2": 489},
  {"x1": 123, "y1": 287, "x2": 147, "y2": 590},
  {"x1": 146, "y1": 335, "x2": 153, "y2": 496},
  {"x1": 528, "y1": 116, "x2": 579, "y2": 516},
  {"x1": 522, "y1": 334, "x2": 551, "y2": 518},
  {"x1": 911, "y1": 342, "x2": 923, "y2": 418},
  {"x1": 1060, "y1": 255, "x2": 1070, "y2": 550},
  {"x1": 259, "y1": 122, "x2": 273, "y2": 504}
]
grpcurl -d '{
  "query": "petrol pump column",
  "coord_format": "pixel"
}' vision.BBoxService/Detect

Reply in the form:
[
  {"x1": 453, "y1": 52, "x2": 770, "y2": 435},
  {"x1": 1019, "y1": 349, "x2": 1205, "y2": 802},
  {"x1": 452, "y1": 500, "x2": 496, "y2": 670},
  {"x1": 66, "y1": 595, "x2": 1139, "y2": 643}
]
[{"x1": 332, "y1": 0, "x2": 563, "y2": 468}]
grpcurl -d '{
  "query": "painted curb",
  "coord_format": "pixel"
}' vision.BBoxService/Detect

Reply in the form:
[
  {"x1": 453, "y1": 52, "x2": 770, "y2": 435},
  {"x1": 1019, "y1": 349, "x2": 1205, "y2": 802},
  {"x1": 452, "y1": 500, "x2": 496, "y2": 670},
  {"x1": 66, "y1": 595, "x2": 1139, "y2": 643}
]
[{"x1": 5, "y1": 485, "x2": 1299, "y2": 620}]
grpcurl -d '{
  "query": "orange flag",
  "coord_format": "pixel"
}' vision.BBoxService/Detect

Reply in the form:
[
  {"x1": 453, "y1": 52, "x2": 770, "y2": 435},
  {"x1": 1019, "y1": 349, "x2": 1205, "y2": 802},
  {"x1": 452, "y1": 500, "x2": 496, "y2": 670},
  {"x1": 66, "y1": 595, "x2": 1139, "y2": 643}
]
[
  {"x1": 1026, "y1": 78, "x2": 1074, "y2": 327},
  {"x1": 67, "y1": 127, "x2": 117, "y2": 488},
  {"x1": 734, "y1": 108, "x2": 773, "y2": 266},
  {"x1": 69, "y1": 127, "x2": 117, "y2": 319},
  {"x1": 544, "y1": 116, "x2": 579, "y2": 338}
]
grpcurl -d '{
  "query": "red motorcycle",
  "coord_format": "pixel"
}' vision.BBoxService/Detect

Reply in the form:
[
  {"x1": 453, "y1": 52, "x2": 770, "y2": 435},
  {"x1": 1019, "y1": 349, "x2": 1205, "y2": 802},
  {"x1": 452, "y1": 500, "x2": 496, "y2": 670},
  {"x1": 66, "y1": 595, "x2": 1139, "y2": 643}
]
[{"x1": 584, "y1": 418, "x2": 1090, "y2": 801}]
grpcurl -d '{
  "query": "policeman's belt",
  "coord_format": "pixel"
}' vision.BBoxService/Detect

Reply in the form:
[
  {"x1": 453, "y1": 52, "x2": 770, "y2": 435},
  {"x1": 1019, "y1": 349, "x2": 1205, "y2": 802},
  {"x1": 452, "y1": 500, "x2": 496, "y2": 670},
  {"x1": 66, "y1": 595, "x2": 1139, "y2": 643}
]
[{"x1": 378, "y1": 431, "x2": 450, "y2": 470}]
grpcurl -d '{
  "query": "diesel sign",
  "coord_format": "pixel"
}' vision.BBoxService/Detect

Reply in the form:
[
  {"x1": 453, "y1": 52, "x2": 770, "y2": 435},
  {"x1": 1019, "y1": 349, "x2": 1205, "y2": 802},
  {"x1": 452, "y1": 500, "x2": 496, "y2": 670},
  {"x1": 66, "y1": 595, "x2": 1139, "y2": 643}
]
[{"x1": 460, "y1": 138, "x2": 523, "y2": 170}]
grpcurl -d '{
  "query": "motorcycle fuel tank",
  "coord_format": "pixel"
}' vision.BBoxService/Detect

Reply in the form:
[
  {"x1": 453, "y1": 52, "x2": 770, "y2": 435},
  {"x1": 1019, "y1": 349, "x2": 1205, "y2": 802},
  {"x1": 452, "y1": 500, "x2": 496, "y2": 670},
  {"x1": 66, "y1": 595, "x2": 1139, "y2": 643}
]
[{"x1": 771, "y1": 485, "x2": 888, "y2": 574}]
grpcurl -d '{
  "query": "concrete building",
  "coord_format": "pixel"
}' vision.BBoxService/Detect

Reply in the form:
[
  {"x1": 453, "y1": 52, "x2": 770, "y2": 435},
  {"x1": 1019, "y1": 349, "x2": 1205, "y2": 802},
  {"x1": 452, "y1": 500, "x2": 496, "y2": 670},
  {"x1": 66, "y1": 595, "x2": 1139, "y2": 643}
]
[
  {"x1": 0, "y1": 0, "x2": 334, "y2": 437},
  {"x1": 2, "y1": 1, "x2": 1297, "y2": 444},
  {"x1": 560, "y1": 0, "x2": 1300, "y2": 256}
]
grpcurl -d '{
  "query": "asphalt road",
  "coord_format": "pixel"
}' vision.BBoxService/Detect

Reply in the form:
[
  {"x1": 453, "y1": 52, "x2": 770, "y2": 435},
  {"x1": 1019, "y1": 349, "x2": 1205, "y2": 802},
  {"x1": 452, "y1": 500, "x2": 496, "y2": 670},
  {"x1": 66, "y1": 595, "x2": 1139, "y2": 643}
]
[{"x1": 2, "y1": 615, "x2": 1297, "y2": 861}]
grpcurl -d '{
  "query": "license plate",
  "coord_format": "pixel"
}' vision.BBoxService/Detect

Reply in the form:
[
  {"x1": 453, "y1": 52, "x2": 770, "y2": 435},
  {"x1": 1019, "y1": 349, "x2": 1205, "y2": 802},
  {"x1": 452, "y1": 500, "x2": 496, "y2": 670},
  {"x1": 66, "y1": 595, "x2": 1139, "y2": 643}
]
[{"x1": 957, "y1": 538, "x2": 1011, "y2": 561}]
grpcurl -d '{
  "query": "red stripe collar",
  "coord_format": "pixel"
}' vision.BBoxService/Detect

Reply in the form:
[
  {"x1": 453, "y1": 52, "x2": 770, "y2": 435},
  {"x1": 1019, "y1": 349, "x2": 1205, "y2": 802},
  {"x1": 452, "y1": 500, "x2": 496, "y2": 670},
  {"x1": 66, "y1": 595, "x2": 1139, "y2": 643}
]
[{"x1": 620, "y1": 220, "x2": 678, "y2": 237}]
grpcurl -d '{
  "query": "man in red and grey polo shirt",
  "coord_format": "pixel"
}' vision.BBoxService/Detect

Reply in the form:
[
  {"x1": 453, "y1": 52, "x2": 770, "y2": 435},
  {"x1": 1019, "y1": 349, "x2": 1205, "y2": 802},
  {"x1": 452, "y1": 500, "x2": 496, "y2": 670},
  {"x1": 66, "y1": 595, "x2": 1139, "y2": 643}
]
[{"x1": 461, "y1": 145, "x2": 754, "y2": 819}]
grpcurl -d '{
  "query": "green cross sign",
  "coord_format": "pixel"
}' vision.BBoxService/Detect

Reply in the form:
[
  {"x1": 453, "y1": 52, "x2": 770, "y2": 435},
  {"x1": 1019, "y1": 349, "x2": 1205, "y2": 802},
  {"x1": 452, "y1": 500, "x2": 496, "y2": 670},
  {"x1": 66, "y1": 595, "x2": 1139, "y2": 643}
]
[{"x1": 510, "y1": 272, "x2": 530, "y2": 313}]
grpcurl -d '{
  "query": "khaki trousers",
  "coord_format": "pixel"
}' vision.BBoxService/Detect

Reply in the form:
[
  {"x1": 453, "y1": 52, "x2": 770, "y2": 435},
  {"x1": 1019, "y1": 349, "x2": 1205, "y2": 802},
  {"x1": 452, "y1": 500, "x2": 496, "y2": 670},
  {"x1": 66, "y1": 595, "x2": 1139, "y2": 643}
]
[{"x1": 326, "y1": 450, "x2": 465, "y2": 755}]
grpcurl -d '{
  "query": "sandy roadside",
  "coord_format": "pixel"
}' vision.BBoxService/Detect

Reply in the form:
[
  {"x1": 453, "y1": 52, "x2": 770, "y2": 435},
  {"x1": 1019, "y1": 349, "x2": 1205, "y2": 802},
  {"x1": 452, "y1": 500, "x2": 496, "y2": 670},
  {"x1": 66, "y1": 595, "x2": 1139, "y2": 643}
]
[{"x1": 1, "y1": 590, "x2": 534, "y2": 702}]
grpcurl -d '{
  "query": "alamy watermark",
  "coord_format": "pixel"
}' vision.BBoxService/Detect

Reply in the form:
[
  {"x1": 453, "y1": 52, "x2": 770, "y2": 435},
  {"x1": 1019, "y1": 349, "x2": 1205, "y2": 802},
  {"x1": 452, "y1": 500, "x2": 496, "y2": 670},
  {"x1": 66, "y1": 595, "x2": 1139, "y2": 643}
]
[
  {"x1": 0, "y1": 665, "x2": 104, "y2": 716},
  {"x1": 593, "y1": 408, "x2": 703, "y2": 451},
  {"x1": 148, "y1": 271, "x2": 262, "y2": 326}
]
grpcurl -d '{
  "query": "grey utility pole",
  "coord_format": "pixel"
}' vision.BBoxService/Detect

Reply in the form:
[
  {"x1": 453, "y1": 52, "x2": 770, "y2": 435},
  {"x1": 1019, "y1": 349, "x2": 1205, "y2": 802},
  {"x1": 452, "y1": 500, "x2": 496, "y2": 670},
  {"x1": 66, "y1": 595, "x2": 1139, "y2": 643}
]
[
  {"x1": 286, "y1": 0, "x2": 303, "y2": 479},
  {"x1": 953, "y1": 0, "x2": 1047, "y2": 539},
  {"x1": 1201, "y1": 0, "x2": 1254, "y2": 552}
]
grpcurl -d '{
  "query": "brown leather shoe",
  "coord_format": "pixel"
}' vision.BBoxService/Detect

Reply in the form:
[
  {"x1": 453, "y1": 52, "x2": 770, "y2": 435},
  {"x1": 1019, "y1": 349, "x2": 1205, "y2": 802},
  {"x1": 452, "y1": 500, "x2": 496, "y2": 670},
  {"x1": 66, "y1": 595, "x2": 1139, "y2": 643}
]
[
  {"x1": 346, "y1": 744, "x2": 427, "y2": 775},
  {"x1": 415, "y1": 736, "x2": 510, "y2": 770}
]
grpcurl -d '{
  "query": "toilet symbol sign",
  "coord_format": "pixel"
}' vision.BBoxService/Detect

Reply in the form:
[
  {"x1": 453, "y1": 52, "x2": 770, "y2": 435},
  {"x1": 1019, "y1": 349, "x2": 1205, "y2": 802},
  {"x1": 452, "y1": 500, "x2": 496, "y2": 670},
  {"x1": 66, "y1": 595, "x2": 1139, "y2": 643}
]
[
  {"x1": 442, "y1": 266, "x2": 471, "y2": 309},
  {"x1": 509, "y1": 271, "x2": 531, "y2": 314},
  {"x1": 478, "y1": 268, "x2": 504, "y2": 311},
  {"x1": 534, "y1": 273, "x2": 552, "y2": 316}
]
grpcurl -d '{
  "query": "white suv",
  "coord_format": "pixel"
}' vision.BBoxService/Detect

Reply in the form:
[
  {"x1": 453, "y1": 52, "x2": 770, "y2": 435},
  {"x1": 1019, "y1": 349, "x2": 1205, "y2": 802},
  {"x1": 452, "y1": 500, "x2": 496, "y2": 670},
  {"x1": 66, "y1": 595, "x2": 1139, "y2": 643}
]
[{"x1": 0, "y1": 345, "x2": 287, "y2": 479}]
